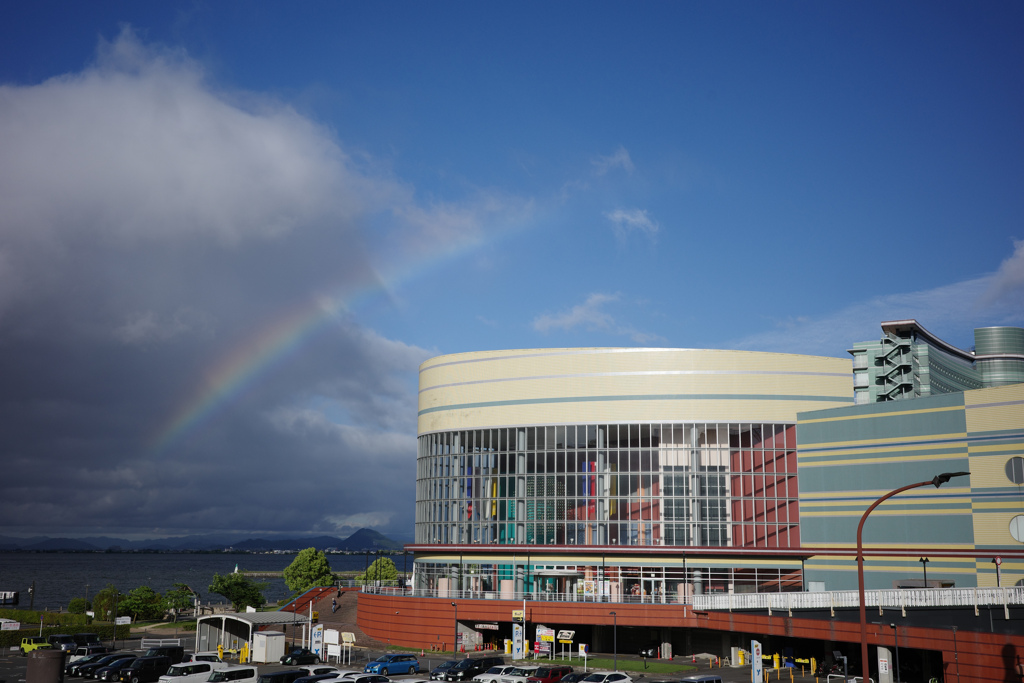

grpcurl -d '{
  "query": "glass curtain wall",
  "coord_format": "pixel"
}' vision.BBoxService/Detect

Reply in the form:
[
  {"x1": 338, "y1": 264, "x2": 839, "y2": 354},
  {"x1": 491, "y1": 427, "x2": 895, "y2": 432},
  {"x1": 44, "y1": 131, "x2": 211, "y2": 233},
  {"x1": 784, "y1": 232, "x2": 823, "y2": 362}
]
[{"x1": 415, "y1": 422, "x2": 798, "y2": 549}]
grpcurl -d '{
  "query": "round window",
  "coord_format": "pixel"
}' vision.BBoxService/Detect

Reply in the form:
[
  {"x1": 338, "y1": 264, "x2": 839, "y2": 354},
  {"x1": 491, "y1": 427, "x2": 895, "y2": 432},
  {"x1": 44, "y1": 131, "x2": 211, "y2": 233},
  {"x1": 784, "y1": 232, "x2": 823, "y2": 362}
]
[
  {"x1": 1011, "y1": 516, "x2": 1024, "y2": 543},
  {"x1": 1007, "y1": 457, "x2": 1024, "y2": 485}
]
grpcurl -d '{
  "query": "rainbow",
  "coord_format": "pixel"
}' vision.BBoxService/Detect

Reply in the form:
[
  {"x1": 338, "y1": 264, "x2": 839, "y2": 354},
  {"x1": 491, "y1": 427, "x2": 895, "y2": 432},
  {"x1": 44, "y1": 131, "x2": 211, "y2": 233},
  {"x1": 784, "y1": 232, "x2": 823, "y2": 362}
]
[{"x1": 150, "y1": 205, "x2": 529, "y2": 454}]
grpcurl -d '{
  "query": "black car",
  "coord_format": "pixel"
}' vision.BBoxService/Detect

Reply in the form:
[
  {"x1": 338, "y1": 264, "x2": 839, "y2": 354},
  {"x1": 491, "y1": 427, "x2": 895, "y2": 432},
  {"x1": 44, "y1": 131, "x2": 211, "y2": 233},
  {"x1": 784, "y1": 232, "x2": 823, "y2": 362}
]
[
  {"x1": 279, "y1": 648, "x2": 320, "y2": 666},
  {"x1": 257, "y1": 671, "x2": 310, "y2": 683},
  {"x1": 430, "y1": 661, "x2": 458, "y2": 681},
  {"x1": 559, "y1": 675, "x2": 587, "y2": 683},
  {"x1": 76, "y1": 654, "x2": 136, "y2": 678},
  {"x1": 444, "y1": 657, "x2": 505, "y2": 682},
  {"x1": 143, "y1": 647, "x2": 185, "y2": 665},
  {"x1": 119, "y1": 656, "x2": 172, "y2": 683},
  {"x1": 291, "y1": 675, "x2": 341, "y2": 683},
  {"x1": 638, "y1": 643, "x2": 660, "y2": 658},
  {"x1": 66, "y1": 653, "x2": 113, "y2": 677},
  {"x1": 97, "y1": 658, "x2": 137, "y2": 682}
]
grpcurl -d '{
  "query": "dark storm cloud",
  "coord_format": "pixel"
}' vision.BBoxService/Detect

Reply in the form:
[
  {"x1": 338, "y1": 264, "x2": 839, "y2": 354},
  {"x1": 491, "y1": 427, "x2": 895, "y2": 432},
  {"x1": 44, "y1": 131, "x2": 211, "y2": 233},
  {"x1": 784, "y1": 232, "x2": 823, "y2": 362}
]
[{"x1": 0, "y1": 29, "x2": 438, "y2": 539}]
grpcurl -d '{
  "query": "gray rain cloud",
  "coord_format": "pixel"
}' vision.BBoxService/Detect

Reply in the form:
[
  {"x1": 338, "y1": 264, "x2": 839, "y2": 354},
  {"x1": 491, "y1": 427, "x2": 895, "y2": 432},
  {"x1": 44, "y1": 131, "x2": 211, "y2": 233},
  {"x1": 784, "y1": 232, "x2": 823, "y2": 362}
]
[{"x1": 0, "y1": 29, "x2": 434, "y2": 540}]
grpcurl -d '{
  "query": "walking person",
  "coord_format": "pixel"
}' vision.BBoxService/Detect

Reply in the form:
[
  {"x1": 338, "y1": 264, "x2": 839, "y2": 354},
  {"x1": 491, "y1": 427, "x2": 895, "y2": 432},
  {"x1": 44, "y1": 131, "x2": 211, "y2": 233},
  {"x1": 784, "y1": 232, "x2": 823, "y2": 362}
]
[{"x1": 332, "y1": 597, "x2": 337, "y2": 613}]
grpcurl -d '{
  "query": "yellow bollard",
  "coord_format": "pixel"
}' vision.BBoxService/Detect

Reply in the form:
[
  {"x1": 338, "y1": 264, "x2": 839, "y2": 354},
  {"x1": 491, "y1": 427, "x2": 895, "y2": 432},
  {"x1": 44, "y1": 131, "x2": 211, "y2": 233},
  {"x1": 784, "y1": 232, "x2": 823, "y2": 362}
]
[
  {"x1": 773, "y1": 653, "x2": 780, "y2": 670},
  {"x1": 217, "y1": 644, "x2": 224, "y2": 661},
  {"x1": 739, "y1": 650, "x2": 745, "y2": 666},
  {"x1": 810, "y1": 657, "x2": 816, "y2": 675}
]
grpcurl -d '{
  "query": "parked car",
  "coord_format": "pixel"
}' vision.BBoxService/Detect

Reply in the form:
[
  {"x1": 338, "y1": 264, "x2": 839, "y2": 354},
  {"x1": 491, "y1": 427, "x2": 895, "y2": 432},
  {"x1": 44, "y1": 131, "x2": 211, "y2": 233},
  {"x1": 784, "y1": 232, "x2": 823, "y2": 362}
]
[
  {"x1": 558, "y1": 675, "x2": 586, "y2": 683},
  {"x1": 77, "y1": 653, "x2": 137, "y2": 678},
  {"x1": 677, "y1": 677, "x2": 723, "y2": 683},
  {"x1": 445, "y1": 657, "x2": 505, "y2": 682},
  {"x1": 637, "y1": 643, "x2": 660, "y2": 659},
  {"x1": 74, "y1": 634, "x2": 102, "y2": 647},
  {"x1": 281, "y1": 649, "x2": 321, "y2": 666},
  {"x1": 255, "y1": 671, "x2": 309, "y2": 683},
  {"x1": 500, "y1": 666, "x2": 539, "y2": 683},
  {"x1": 472, "y1": 666, "x2": 518, "y2": 683},
  {"x1": 365, "y1": 654, "x2": 420, "y2": 675},
  {"x1": 67, "y1": 653, "x2": 113, "y2": 675},
  {"x1": 298, "y1": 668, "x2": 344, "y2": 678},
  {"x1": 431, "y1": 662, "x2": 458, "y2": 681},
  {"x1": 291, "y1": 674, "x2": 342, "y2": 683},
  {"x1": 344, "y1": 676, "x2": 388, "y2": 683},
  {"x1": 527, "y1": 667, "x2": 573, "y2": 683},
  {"x1": 20, "y1": 636, "x2": 53, "y2": 655},
  {"x1": 580, "y1": 673, "x2": 632, "y2": 683},
  {"x1": 97, "y1": 658, "x2": 139, "y2": 682},
  {"x1": 119, "y1": 656, "x2": 173, "y2": 683},
  {"x1": 182, "y1": 654, "x2": 222, "y2": 664},
  {"x1": 207, "y1": 666, "x2": 259, "y2": 683},
  {"x1": 158, "y1": 661, "x2": 230, "y2": 683},
  {"x1": 144, "y1": 647, "x2": 185, "y2": 665},
  {"x1": 49, "y1": 634, "x2": 79, "y2": 652},
  {"x1": 71, "y1": 646, "x2": 111, "y2": 662}
]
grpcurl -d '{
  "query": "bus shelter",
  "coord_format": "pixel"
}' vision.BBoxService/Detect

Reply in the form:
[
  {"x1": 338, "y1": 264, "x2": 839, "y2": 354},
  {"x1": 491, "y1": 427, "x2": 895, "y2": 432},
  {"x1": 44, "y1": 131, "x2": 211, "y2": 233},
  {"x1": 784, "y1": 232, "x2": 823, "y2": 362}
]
[{"x1": 196, "y1": 611, "x2": 311, "y2": 657}]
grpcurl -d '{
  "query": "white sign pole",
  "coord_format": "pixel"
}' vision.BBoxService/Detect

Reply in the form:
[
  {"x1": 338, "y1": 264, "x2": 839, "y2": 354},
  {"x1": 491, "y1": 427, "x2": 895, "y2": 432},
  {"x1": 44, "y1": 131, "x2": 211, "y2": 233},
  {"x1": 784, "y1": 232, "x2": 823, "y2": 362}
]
[{"x1": 751, "y1": 640, "x2": 763, "y2": 683}]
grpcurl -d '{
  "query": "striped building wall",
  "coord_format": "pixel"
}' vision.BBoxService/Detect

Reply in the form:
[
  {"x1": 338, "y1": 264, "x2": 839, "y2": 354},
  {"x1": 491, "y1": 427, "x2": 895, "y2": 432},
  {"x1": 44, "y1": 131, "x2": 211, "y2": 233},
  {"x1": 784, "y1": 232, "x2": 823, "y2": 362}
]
[
  {"x1": 797, "y1": 383, "x2": 1024, "y2": 590},
  {"x1": 419, "y1": 347, "x2": 852, "y2": 434}
]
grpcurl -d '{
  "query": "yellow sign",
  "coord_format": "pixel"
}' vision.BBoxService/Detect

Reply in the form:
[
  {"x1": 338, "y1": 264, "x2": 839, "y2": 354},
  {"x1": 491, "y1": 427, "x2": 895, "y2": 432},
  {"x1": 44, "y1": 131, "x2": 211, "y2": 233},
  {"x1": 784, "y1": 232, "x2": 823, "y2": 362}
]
[{"x1": 512, "y1": 610, "x2": 524, "y2": 622}]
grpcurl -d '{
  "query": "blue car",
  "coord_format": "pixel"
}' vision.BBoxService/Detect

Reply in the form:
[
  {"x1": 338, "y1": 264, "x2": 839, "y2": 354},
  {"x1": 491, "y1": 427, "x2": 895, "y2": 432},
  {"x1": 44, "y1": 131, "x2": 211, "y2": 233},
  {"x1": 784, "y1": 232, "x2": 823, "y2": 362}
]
[{"x1": 364, "y1": 654, "x2": 420, "y2": 675}]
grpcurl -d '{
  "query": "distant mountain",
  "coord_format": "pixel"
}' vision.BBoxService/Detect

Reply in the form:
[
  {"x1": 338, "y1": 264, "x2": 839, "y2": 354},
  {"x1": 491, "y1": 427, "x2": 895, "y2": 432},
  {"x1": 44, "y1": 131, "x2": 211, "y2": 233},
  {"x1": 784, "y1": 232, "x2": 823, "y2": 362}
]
[{"x1": 0, "y1": 528, "x2": 403, "y2": 552}]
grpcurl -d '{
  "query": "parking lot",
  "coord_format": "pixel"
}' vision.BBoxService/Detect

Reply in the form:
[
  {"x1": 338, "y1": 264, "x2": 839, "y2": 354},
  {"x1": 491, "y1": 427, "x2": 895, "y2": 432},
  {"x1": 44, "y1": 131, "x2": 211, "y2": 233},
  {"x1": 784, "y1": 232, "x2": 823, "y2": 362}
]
[{"x1": 0, "y1": 640, "x2": 827, "y2": 683}]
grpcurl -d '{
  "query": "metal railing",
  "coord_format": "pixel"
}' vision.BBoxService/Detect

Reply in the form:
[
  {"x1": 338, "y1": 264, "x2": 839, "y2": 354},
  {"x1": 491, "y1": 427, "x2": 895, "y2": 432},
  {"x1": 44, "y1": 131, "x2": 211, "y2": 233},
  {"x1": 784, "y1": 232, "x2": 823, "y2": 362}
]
[
  {"x1": 692, "y1": 586, "x2": 1024, "y2": 612},
  {"x1": 366, "y1": 585, "x2": 1024, "y2": 614}
]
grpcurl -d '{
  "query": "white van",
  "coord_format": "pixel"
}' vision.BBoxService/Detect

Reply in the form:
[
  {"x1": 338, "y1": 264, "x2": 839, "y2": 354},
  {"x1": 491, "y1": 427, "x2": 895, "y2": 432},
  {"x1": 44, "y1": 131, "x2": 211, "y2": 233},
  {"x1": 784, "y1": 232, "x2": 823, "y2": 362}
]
[
  {"x1": 159, "y1": 661, "x2": 229, "y2": 683},
  {"x1": 208, "y1": 666, "x2": 259, "y2": 683}
]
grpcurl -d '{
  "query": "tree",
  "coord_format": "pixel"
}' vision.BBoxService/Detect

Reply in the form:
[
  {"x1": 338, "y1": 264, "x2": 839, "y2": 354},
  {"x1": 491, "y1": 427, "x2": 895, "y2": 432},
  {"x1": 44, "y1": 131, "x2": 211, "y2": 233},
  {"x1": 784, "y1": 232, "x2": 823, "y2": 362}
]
[
  {"x1": 92, "y1": 584, "x2": 122, "y2": 622},
  {"x1": 357, "y1": 557, "x2": 398, "y2": 583},
  {"x1": 164, "y1": 583, "x2": 196, "y2": 622},
  {"x1": 120, "y1": 586, "x2": 167, "y2": 621},
  {"x1": 209, "y1": 573, "x2": 267, "y2": 611},
  {"x1": 283, "y1": 547, "x2": 334, "y2": 594},
  {"x1": 68, "y1": 597, "x2": 90, "y2": 614}
]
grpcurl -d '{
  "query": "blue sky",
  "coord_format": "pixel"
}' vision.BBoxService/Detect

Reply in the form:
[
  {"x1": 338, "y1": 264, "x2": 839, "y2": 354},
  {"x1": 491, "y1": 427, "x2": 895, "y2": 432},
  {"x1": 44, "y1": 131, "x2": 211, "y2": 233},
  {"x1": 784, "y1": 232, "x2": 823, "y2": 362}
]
[{"x1": 0, "y1": 2, "x2": 1021, "y2": 541}]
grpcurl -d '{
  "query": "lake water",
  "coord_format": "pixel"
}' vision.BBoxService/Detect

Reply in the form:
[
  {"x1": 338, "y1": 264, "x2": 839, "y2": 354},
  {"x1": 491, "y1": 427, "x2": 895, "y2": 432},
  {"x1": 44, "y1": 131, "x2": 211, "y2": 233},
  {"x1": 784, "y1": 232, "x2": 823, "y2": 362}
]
[{"x1": 0, "y1": 552, "x2": 407, "y2": 611}]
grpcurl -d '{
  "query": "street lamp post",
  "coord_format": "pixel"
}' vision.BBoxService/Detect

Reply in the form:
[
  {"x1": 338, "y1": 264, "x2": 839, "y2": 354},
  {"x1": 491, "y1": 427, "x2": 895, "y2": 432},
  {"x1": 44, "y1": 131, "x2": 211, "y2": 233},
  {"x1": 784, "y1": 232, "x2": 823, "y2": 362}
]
[
  {"x1": 451, "y1": 602, "x2": 458, "y2": 658},
  {"x1": 889, "y1": 624, "x2": 900, "y2": 683},
  {"x1": 609, "y1": 612, "x2": 617, "y2": 672},
  {"x1": 857, "y1": 472, "x2": 969, "y2": 682},
  {"x1": 919, "y1": 558, "x2": 929, "y2": 588}
]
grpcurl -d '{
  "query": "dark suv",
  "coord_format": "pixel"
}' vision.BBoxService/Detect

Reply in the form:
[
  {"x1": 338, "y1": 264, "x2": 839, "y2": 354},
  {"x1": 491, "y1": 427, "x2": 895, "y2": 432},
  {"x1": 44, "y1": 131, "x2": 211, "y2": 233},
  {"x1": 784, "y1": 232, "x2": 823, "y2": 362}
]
[
  {"x1": 143, "y1": 647, "x2": 184, "y2": 665},
  {"x1": 119, "y1": 656, "x2": 172, "y2": 683},
  {"x1": 444, "y1": 657, "x2": 505, "y2": 682}
]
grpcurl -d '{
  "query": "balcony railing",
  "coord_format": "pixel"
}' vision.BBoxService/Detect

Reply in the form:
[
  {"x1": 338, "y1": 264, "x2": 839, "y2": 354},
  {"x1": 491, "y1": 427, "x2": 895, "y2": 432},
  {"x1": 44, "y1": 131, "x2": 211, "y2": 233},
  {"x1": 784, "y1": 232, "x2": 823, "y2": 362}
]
[
  {"x1": 364, "y1": 585, "x2": 1024, "y2": 615},
  {"x1": 691, "y1": 586, "x2": 1024, "y2": 614}
]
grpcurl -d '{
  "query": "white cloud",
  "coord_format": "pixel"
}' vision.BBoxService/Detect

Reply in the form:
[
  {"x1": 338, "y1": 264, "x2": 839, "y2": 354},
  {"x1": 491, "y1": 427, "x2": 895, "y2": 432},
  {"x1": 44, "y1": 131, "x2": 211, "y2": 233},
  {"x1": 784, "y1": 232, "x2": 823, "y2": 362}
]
[
  {"x1": 981, "y1": 238, "x2": 1024, "y2": 308},
  {"x1": 532, "y1": 293, "x2": 664, "y2": 344},
  {"x1": 605, "y1": 208, "x2": 659, "y2": 242},
  {"x1": 732, "y1": 249, "x2": 1024, "y2": 356},
  {"x1": 592, "y1": 145, "x2": 635, "y2": 176}
]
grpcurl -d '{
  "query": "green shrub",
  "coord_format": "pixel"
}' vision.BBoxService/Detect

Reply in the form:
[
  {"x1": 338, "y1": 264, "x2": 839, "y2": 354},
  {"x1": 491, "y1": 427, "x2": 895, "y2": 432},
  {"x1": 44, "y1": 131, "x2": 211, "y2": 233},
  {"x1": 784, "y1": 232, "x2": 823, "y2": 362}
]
[{"x1": 0, "y1": 624, "x2": 129, "y2": 648}]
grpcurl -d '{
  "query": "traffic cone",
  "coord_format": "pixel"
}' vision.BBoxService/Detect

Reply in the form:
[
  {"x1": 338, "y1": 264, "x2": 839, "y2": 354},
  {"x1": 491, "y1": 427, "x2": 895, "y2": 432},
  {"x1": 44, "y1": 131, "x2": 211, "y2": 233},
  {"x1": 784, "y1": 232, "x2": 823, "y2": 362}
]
[
  {"x1": 421, "y1": 649, "x2": 425, "y2": 657},
  {"x1": 692, "y1": 654, "x2": 696, "y2": 664}
]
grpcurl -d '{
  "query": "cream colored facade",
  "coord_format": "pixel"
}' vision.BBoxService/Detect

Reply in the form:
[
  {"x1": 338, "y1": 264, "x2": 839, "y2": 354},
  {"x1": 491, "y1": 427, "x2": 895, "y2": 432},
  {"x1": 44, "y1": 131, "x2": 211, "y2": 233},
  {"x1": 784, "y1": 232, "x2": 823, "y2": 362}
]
[{"x1": 419, "y1": 347, "x2": 852, "y2": 434}]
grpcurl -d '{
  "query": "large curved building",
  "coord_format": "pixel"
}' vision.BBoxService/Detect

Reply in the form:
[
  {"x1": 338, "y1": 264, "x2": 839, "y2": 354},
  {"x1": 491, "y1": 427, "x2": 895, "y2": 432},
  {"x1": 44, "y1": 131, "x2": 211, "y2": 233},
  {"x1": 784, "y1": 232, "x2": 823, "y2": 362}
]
[
  {"x1": 355, "y1": 328, "x2": 1023, "y2": 682},
  {"x1": 413, "y1": 347, "x2": 851, "y2": 601}
]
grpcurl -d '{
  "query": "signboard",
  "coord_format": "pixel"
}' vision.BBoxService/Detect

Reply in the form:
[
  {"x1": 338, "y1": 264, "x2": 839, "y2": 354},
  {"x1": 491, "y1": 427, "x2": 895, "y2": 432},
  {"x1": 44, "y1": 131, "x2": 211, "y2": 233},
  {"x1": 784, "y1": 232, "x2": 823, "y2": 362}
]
[
  {"x1": 557, "y1": 630, "x2": 575, "y2": 643},
  {"x1": 512, "y1": 623, "x2": 524, "y2": 660},
  {"x1": 312, "y1": 624, "x2": 324, "y2": 657},
  {"x1": 115, "y1": 616, "x2": 131, "y2": 625},
  {"x1": 512, "y1": 610, "x2": 524, "y2": 623},
  {"x1": 582, "y1": 581, "x2": 596, "y2": 597},
  {"x1": 325, "y1": 629, "x2": 339, "y2": 646},
  {"x1": 341, "y1": 632, "x2": 356, "y2": 644},
  {"x1": 751, "y1": 640, "x2": 763, "y2": 683},
  {"x1": 537, "y1": 627, "x2": 555, "y2": 642},
  {"x1": 475, "y1": 623, "x2": 500, "y2": 630},
  {"x1": 0, "y1": 621, "x2": 20, "y2": 631}
]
